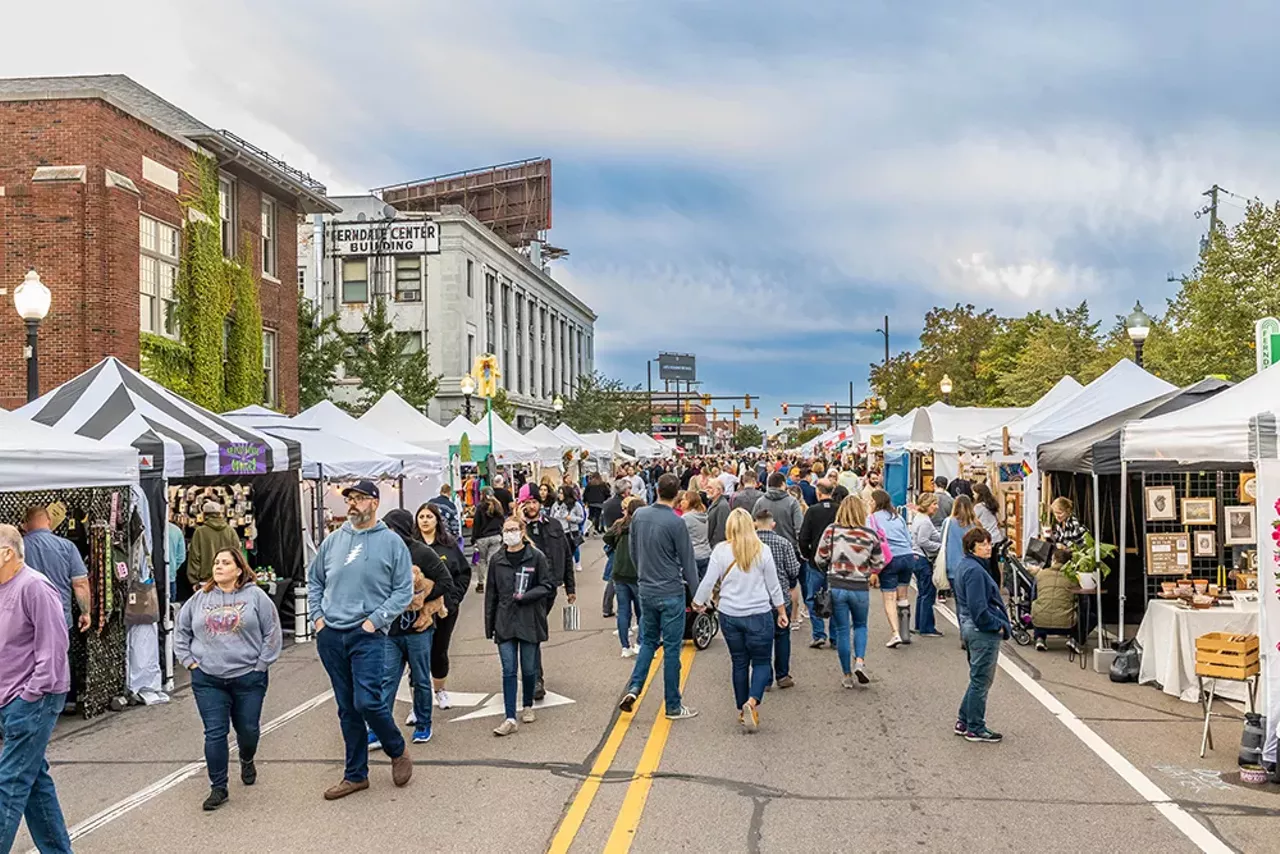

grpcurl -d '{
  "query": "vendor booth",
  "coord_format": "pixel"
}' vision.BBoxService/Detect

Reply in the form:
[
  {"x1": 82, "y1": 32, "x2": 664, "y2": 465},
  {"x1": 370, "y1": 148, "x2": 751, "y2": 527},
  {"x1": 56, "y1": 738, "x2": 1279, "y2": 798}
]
[
  {"x1": 0, "y1": 408, "x2": 141, "y2": 717},
  {"x1": 359, "y1": 390, "x2": 453, "y2": 458},
  {"x1": 17, "y1": 357, "x2": 304, "y2": 687}
]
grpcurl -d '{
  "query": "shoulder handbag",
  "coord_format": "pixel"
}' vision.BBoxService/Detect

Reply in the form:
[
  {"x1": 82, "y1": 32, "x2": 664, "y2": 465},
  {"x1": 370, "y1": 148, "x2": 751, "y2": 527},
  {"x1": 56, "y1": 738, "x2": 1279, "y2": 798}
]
[
  {"x1": 811, "y1": 528, "x2": 834, "y2": 619},
  {"x1": 125, "y1": 577, "x2": 159, "y2": 625},
  {"x1": 709, "y1": 559, "x2": 738, "y2": 609},
  {"x1": 932, "y1": 520, "x2": 952, "y2": 592},
  {"x1": 869, "y1": 514, "x2": 894, "y2": 564}
]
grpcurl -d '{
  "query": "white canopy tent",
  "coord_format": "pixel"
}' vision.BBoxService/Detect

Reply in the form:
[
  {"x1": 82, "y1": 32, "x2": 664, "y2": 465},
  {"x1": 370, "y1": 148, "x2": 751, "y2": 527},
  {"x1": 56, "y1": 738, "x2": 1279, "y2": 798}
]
[
  {"x1": 223, "y1": 408, "x2": 402, "y2": 481},
  {"x1": 442, "y1": 415, "x2": 540, "y2": 465},
  {"x1": 879, "y1": 412, "x2": 916, "y2": 451},
  {"x1": 359, "y1": 391, "x2": 453, "y2": 457},
  {"x1": 292, "y1": 401, "x2": 442, "y2": 477},
  {"x1": 965, "y1": 376, "x2": 1086, "y2": 457},
  {"x1": 620, "y1": 429, "x2": 663, "y2": 458},
  {"x1": 584, "y1": 431, "x2": 638, "y2": 462},
  {"x1": 522, "y1": 423, "x2": 575, "y2": 465},
  {"x1": 555, "y1": 423, "x2": 620, "y2": 462},
  {"x1": 907, "y1": 404, "x2": 1024, "y2": 480},
  {"x1": 0, "y1": 407, "x2": 139, "y2": 491}
]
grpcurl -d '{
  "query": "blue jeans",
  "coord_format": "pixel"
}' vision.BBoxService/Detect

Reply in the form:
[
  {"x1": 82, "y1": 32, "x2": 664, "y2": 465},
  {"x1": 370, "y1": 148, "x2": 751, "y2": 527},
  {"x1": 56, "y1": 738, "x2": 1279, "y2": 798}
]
[
  {"x1": 317, "y1": 626, "x2": 405, "y2": 783},
  {"x1": 829, "y1": 587, "x2": 870, "y2": 675},
  {"x1": 383, "y1": 629, "x2": 435, "y2": 730},
  {"x1": 959, "y1": 625, "x2": 1002, "y2": 732},
  {"x1": 913, "y1": 556, "x2": 939, "y2": 634},
  {"x1": 627, "y1": 594, "x2": 686, "y2": 715},
  {"x1": 720, "y1": 612, "x2": 774, "y2": 709},
  {"x1": 0, "y1": 693, "x2": 70, "y2": 854},
  {"x1": 497, "y1": 639, "x2": 539, "y2": 720},
  {"x1": 804, "y1": 565, "x2": 828, "y2": 641},
  {"x1": 773, "y1": 600, "x2": 793, "y2": 680},
  {"x1": 190, "y1": 669, "x2": 268, "y2": 789},
  {"x1": 615, "y1": 581, "x2": 642, "y2": 650},
  {"x1": 696, "y1": 557, "x2": 709, "y2": 580}
]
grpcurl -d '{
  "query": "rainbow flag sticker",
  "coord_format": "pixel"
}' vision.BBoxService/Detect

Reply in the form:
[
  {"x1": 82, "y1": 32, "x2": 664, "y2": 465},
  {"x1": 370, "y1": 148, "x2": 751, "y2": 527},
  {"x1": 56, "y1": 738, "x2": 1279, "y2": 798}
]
[{"x1": 1020, "y1": 460, "x2": 1033, "y2": 478}]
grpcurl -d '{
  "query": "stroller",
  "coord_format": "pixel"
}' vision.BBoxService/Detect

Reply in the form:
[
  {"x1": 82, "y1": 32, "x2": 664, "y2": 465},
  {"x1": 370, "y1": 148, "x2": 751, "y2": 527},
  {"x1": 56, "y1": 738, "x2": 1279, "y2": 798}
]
[
  {"x1": 684, "y1": 590, "x2": 720, "y2": 650},
  {"x1": 1002, "y1": 548, "x2": 1036, "y2": 647}
]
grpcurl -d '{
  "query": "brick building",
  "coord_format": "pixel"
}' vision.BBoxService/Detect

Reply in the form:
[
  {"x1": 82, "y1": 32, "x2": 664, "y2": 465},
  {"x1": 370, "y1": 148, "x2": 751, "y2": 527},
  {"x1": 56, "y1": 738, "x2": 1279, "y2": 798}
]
[{"x1": 0, "y1": 75, "x2": 338, "y2": 412}]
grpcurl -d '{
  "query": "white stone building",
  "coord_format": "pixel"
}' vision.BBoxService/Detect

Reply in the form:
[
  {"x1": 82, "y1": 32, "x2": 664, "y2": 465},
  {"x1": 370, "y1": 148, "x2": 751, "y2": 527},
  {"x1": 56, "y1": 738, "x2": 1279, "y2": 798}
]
[{"x1": 305, "y1": 195, "x2": 596, "y2": 425}]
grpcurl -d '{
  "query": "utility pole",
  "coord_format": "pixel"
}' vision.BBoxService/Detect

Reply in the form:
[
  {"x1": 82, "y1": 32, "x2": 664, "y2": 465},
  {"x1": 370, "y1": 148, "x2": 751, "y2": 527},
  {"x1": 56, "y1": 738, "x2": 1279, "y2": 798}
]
[
  {"x1": 848, "y1": 381, "x2": 855, "y2": 420},
  {"x1": 646, "y1": 360, "x2": 654, "y2": 433},
  {"x1": 1202, "y1": 184, "x2": 1221, "y2": 237}
]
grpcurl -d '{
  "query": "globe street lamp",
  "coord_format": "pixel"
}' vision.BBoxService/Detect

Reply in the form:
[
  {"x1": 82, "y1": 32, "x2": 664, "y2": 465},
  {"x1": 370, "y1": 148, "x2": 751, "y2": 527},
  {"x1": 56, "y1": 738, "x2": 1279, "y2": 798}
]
[
  {"x1": 14, "y1": 269, "x2": 52, "y2": 402},
  {"x1": 1126, "y1": 302, "x2": 1152, "y2": 368},
  {"x1": 552, "y1": 394, "x2": 564, "y2": 425},
  {"x1": 459, "y1": 373, "x2": 477, "y2": 420},
  {"x1": 939, "y1": 373, "x2": 953, "y2": 405}
]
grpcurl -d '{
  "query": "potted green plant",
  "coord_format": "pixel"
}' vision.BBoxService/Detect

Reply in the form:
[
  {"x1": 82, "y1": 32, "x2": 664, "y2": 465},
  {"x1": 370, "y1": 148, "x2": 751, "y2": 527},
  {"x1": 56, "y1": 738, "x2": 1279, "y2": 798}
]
[{"x1": 1062, "y1": 533, "x2": 1117, "y2": 590}]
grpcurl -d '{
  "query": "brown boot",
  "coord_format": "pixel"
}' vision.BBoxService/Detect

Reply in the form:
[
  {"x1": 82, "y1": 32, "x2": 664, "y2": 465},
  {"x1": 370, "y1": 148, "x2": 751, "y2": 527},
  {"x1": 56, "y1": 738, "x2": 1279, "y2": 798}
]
[
  {"x1": 391, "y1": 752, "x2": 413, "y2": 787},
  {"x1": 323, "y1": 778, "x2": 369, "y2": 801}
]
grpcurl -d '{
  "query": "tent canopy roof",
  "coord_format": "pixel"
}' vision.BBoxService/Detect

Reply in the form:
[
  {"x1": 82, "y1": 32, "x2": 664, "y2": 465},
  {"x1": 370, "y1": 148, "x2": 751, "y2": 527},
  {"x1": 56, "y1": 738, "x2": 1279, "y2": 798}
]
[
  {"x1": 1039, "y1": 378, "x2": 1232, "y2": 474},
  {"x1": 293, "y1": 401, "x2": 442, "y2": 475},
  {"x1": 1018, "y1": 360, "x2": 1175, "y2": 454},
  {"x1": 0, "y1": 408, "x2": 139, "y2": 491},
  {"x1": 358, "y1": 391, "x2": 451, "y2": 455},
  {"x1": 907, "y1": 404, "x2": 1024, "y2": 454},
  {"x1": 1122, "y1": 362, "x2": 1280, "y2": 465},
  {"x1": 961, "y1": 375, "x2": 1084, "y2": 451},
  {"x1": 223, "y1": 413, "x2": 402, "y2": 481},
  {"x1": 521, "y1": 423, "x2": 574, "y2": 464}
]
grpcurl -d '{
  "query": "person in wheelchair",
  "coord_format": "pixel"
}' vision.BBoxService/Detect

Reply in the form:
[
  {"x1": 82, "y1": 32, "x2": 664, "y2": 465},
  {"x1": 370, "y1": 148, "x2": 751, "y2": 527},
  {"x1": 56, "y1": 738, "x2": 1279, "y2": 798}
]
[{"x1": 1029, "y1": 547, "x2": 1081, "y2": 654}]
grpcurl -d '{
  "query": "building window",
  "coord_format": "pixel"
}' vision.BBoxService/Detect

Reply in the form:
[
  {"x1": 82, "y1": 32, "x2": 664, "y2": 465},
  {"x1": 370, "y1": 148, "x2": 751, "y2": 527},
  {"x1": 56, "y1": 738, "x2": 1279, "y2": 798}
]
[
  {"x1": 515, "y1": 295, "x2": 524, "y2": 394},
  {"x1": 140, "y1": 215, "x2": 180, "y2": 338},
  {"x1": 397, "y1": 331, "x2": 422, "y2": 354},
  {"x1": 484, "y1": 270, "x2": 496, "y2": 353},
  {"x1": 261, "y1": 196, "x2": 277, "y2": 278},
  {"x1": 540, "y1": 308, "x2": 548, "y2": 398},
  {"x1": 501, "y1": 282, "x2": 511, "y2": 391},
  {"x1": 394, "y1": 256, "x2": 422, "y2": 302},
  {"x1": 467, "y1": 332, "x2": 475, "y2": 372},
  {"x1": 218, "y1": 176, "x2": 235, "y2": 258},
  {"x1": 466, "y1": 258, "x2": 474, "y2": 298},
  {"x1": 262, "y1": 329, "x2": 278, "y2": 407},
  {"x1": 342, "y1": 258, "x2": 369, "y2": 303},
  {"x1": 297, "y1": 266, "x2": 306, "y2": 289}
]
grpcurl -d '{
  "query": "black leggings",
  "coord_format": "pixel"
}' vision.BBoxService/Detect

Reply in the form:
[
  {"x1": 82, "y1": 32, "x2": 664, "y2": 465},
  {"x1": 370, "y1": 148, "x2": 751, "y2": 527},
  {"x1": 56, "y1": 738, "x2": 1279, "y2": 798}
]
[{"x1": 431, "y1": 607, "x2": 460, "y2": 680}]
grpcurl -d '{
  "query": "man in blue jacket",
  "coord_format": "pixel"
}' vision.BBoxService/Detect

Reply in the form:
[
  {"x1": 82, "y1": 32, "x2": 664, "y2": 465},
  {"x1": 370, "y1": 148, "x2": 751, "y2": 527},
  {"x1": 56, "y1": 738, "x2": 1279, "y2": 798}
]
[
  {"x1": 309, "y1": 481, "x2": 415, "y2": 799},
  {"x1": 953, "y1": 527, "x2": 1011, "y2": 744}
]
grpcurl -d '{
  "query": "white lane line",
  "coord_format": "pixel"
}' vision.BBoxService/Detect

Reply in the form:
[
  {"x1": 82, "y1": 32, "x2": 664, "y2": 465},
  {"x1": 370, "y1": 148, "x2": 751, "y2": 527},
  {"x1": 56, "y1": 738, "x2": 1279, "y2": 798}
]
[
  {"x1": 937, "y1": 604, "x2": 1231, "y2": 854},
  {"x1": 50, "y1": 689, "x2": 334, "y2": 848}
]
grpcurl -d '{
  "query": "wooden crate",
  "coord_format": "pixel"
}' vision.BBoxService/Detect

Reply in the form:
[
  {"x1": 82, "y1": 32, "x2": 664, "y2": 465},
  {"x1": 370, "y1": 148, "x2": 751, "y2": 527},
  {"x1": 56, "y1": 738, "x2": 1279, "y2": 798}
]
[{"x1": 1195, "y1": 632, "x2": 1260, "y2": 680}]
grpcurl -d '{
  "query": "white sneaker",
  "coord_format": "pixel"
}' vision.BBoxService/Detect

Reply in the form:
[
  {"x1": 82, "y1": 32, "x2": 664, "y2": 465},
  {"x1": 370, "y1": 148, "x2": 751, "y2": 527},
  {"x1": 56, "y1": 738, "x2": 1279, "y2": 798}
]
[
  {"x1": 435, "y1": 690, "x2": 451, "y2": 710},
  {"x1": 405, "y1": 710, "x2": 417, "y2": 725},
  {"x1": 621, "y1": 647, "x2": 638, "y2": 658},
  {"x1": 575, "y1": 563, "x2": 582, "y2": 572},
  {"x1": 493, "y1": 719, "x2": 518, "y2": 737},
  {"x1": 630, "y1": 643, "x2": 641, "y2": 654}
]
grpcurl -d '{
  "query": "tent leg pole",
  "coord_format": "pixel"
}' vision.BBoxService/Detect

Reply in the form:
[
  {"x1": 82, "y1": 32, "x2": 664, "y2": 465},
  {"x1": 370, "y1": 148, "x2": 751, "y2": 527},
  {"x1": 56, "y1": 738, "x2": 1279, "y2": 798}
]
[
  {"x1": 399, "y1": 475, "x2": 405, "y2": 510},
  {"x1": 1093, "y1": 472, "x2": 1104, "y2": 648},
  {"x1": 1118, "y1": 461, "x2": 1128, "y2": 643}
]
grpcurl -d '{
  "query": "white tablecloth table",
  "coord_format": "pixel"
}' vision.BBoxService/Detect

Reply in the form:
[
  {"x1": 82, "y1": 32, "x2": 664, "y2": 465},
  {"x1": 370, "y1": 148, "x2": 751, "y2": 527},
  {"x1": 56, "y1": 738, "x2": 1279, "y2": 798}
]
[{"x1": 1135, "y1": 599, "x2": 1259, "y2": 703}]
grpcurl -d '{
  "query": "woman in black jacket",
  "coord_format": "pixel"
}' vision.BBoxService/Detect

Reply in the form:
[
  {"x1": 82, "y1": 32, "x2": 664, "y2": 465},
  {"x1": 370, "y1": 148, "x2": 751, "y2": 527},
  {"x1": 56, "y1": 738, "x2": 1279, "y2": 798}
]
[
  {"x1": 485, "y1": 515, "x2": 554, "y2": 737},
  {"x1": 416, "y1": 502, "x2": 471, "y2": 711},
  {"x1": 583, "y1": 473, "x2": 611, "y2": 533},
  {"x1": 470, "y1": 488, "x2": 506, "y2": 594},
  {"x1": 381, "y1": 510, "x2": 453, "y2": 746}
]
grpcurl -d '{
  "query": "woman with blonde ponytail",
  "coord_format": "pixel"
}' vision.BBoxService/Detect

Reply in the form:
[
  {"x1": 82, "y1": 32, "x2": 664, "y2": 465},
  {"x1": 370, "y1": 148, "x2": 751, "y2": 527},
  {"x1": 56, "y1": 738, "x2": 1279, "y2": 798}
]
[{"x1": 692, "y1": 508, "x2": 789, "y2": 732}]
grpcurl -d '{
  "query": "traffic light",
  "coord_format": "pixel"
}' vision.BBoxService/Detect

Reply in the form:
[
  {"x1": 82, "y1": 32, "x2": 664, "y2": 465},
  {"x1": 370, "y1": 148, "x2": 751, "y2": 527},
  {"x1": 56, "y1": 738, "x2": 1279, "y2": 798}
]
[
  {"x1": 683, "y1": 414, "x2": 691, "y2": 423},
  {"x1": 782, "y1": 403, "x2": 789, "y2": 415},
  {"x1": 683, "y1": 399, "x2": 691, "y2": 414},
  {"x1": 753, "y1": 408, "x2": 759, "y2": 419},
  {"x1": 774, "y1": 418, "x2": 780, "y2": 426},
  {"x1": 702, "y1": 394, "x2": 712, "y2": 406},
  {"x1": 734, "y1": 408, "x2": 741, "y2": 419},
  {"x1": 824, "y1": 402, "x2": 831, "y2": 414},
  {"x1": 744, "y1": 394, "x2": 752, "y2": 409}
]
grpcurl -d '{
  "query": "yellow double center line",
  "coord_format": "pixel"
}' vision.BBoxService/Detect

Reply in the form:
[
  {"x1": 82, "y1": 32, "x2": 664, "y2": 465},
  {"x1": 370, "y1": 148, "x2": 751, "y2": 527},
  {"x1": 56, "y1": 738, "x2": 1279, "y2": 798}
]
[{"x1": 548, "y1": 644, "x2": 697, "y2": 854}]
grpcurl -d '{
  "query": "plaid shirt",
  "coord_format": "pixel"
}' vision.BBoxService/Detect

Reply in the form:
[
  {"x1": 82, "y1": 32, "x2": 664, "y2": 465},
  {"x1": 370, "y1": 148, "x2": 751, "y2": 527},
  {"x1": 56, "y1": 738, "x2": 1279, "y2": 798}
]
[{"x1": 759, "y1": 529, "x2": 801, "y2": 590}]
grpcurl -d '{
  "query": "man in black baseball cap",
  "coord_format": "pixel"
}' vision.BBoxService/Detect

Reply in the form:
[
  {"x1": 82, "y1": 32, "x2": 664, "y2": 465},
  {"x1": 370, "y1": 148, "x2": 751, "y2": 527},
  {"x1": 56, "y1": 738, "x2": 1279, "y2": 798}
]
[{"x1": 341, "y1": 480, "x2": 380, "y2": 502}]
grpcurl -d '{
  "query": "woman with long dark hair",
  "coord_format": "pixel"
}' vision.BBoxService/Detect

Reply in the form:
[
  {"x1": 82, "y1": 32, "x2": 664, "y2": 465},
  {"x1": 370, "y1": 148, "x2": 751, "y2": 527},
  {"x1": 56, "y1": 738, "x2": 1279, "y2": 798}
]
[
  {"x1": 943, "y1": 495, "x2": 978, "y2": 625},
  {"x1": 175, "y1": 548, "x2": 282, "y2": 811},
  {"x1": 583, "y1": 472, "x2": 610, "y2": 534},
  {"x1": 971, "y1": 483, "x2": 1006, "y2": 583},
  {"x1": 416, "y1": 502, "x2": 470, "y2": 710},
  {"x1": 551, "y1": 484, "x2": 586, "y2": 573}
]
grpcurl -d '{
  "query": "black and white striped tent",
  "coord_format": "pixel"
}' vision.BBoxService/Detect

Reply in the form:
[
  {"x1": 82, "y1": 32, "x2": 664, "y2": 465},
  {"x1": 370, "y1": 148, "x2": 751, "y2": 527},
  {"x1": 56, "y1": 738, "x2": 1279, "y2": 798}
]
[{"x1": 17, "y1": 358, "x2": 302, "y2": 479}]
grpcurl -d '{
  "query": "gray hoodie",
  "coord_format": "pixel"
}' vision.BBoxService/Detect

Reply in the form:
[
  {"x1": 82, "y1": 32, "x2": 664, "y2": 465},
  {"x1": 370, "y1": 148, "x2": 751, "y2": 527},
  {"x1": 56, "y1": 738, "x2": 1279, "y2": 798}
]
[
  {"x1": 682, "y1": 510, "x2": 712, "y2": 560},
  {"x1": 175, "y1": 584, "x2": 282, "y2": 679},
  {"x1": 753, "y1": 488, "x2": 804, "y2": 550},
  {"x1": 307, "y1": 520, "x2": 413, "y2": 631},
  {"x1": 706, "y1": 495, "x2": 731, "y2": 548}
]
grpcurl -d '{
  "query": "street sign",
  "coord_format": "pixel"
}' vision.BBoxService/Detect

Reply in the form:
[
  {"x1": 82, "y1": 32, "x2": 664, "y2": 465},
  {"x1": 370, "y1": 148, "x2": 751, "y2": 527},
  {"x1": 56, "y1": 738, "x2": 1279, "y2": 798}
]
[
  {"x1": 1256, "y1": 317, "x2": 1280, "y2": 373},
  {"x1": 657, "y1": 352, "x2": 696, "y2": 382}
]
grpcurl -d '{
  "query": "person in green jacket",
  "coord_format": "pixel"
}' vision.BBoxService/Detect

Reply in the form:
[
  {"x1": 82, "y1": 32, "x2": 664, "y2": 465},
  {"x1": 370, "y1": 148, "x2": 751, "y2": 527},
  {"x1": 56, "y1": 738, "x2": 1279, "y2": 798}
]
[
  {"x1": 187, "y1": 502, "x2": 242, "y2": 589},
  {"x1": 603, "y1": 497, "x2": 645, "y2": 658},
  {"x1": 1030, "y1": 547, "x2": 1079, "y2": 652}
]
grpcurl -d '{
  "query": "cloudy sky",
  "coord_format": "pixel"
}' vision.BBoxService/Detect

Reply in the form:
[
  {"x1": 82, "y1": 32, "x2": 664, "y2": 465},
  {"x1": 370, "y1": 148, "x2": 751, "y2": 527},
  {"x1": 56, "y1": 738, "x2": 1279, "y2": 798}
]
[{"x1": 9, "y1": 1, "x2": 1280, "y2": 425}]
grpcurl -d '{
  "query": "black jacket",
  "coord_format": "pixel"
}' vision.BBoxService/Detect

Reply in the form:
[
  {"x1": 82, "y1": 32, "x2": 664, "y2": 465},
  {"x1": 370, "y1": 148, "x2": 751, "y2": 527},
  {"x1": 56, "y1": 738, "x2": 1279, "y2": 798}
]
[
  {"x1": 527, "y1": 514, "x2": 574, "y2": 595},
  {"x1": 383, "y1": 510, "x2": 452, "y2": 636},
  {"x1": 798, "y1": 498, "x2": 839, "y2": 564},
  {"x1": 583, "y1": 483, "x2": 610, "y2": 507},
  {"x1": 601, "y1": 495, "x2": 626, "y2": 529},
  {"x1": 471, "y1": 503, "x2": 505, "y2": 545},
  {"x1": 492, "y1": 487, "x2": 515, "y2": 517},
  {"x1": 426, "y1": 539, "x2": 470, "y2": 611},
  {"x1": 484, "y1": 544, "x2": 553, "y2": 643}
]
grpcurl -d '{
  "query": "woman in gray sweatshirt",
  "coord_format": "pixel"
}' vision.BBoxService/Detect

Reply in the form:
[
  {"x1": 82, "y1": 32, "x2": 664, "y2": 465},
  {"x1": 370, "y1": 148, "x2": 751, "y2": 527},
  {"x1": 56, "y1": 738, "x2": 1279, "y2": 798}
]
[
  {"x1": 175, "y1": 547, "x2": 282, "y2": 812},
  {"x1": 681, "y1": 491, "x2": 713, "y2": 576}
]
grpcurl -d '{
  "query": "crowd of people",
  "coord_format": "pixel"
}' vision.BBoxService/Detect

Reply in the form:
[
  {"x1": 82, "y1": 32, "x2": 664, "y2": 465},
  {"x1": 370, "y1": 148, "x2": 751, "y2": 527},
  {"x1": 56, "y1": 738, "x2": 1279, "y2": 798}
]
[{"x1": 1, "y1": 448, "x2": 1094, "y2": 843}]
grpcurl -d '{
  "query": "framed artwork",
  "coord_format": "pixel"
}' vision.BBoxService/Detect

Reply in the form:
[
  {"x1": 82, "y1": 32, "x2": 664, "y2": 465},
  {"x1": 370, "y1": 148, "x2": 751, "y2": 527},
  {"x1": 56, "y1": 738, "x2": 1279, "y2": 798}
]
[
  {"x1": 1145, "y1": 485, "x2": 1177, "y2": 521},
  {"x1": 1224, "y1": 505, "x2": 1256, "y2": 545},
  {"x1": 1239, "y1": 472, "x2": 1258, "y2": 504},
  {"x1": 1193, "y1": 530, "x2": 1217, "y2": 557},
  {"x1": 1180, "y1": 497, "x2": 1217, "y2": 526}
]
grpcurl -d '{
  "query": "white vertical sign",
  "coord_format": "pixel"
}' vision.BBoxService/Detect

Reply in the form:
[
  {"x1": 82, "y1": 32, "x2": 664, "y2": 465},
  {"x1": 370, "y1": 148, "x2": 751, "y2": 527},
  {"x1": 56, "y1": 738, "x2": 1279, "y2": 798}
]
[
  {"x1": 1254, "y1": 460, "x2": 1280, "y2": 761},
  {"x1": 1256, "y1": 317, "x2": 1280, "y2": 374}
]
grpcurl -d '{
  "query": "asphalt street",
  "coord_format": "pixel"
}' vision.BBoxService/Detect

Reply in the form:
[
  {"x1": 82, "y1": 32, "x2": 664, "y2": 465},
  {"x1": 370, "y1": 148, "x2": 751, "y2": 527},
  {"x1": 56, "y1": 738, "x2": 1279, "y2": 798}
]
[{"x1": 14, "y1": 539, "x2": 1280, "y2": 853}]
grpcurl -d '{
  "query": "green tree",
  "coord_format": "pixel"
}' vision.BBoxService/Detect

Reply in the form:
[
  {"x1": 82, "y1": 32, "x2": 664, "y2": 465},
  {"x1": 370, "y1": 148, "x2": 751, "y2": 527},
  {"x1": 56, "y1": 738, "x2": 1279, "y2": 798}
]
[
  {"x1": 733, "y1": 423, "x2": 764, "y2": 450},
  {"x1": 1159, "y1": 201, "x2": 1280, "y2": 384},
  {"x1": 915, "y1": 304, "x2": 1003, "y2": 405},
  {"x1": 488, "y1": 386, "x2": 518, "y2": 423},
  {"x1": 341, "y1": 296, "x2": 441, "y2": 415},
  {"x1": 561, "y1": 371, "x2": 649, "y2": 432},
  {"x1": 787, "y1": 426, "x2": 823, "y2": 448},
  {"x1": 996, "y1": 302, "x2": 1102, "y2": 404},
  {"x1": 869, "y1": 352, "x2": 928, "y2": 414},
  {"x1": 297, "y1": 293, "x2": 344, "y2": 410}
]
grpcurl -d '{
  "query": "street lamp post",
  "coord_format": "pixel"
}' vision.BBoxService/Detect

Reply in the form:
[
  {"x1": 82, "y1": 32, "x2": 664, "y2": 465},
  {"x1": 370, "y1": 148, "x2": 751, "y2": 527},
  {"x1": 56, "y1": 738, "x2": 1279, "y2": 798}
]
[
  {"x1": 940, "y1": 373, "x2": 953, "y2": 405},
  {"x1": 1126, "y1": 302, "x2": 1152, "y2": 368},
  {"x1": 459, "y1": 373, "x2": 476, "y2": 420},
  {"x1": 14, "y1": 270, "x2": 52, "y2": 403},
  {"x1": 552, "y1": 394, "x2": 564, "y2": 426}
]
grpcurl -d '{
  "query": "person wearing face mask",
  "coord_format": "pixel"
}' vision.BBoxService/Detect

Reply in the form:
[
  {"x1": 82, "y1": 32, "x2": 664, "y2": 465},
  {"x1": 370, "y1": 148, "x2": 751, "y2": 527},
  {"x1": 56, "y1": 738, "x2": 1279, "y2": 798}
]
[
  {"x1": 0, "y1": 524, "x2": 73, "y2": 854},
  {"x1": 485, "y1": 517, "x2": 554, "y2": 736},
  {"x1": 175, "y1": 548, "x2": 283, "y2": 811},
  {"x1": 519, "y1": 497, "x2": 574, "y2": 701},
  {"x1": 307, "y1": 481, "x2": 414, "y2": 801}
]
